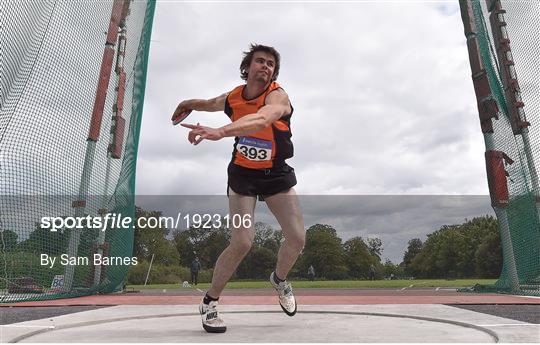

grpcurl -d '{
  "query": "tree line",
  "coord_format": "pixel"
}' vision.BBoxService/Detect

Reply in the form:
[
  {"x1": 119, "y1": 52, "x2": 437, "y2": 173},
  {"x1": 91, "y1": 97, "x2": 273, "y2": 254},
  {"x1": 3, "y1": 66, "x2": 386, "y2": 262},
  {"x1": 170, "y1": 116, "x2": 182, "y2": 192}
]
[
  {"x1": 401, "y1": 216, "x2": 502, "y2": 279},
  {"x1": 131, "y1": 207, "x2": 503, "y2": 281}
]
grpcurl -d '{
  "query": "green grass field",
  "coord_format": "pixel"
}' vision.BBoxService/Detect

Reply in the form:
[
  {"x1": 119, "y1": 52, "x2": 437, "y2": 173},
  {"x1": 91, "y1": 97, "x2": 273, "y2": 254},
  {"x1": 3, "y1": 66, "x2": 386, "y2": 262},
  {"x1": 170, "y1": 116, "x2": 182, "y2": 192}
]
[{"x1": 128, "y1": 279, "x2": 496, "y2": 290}]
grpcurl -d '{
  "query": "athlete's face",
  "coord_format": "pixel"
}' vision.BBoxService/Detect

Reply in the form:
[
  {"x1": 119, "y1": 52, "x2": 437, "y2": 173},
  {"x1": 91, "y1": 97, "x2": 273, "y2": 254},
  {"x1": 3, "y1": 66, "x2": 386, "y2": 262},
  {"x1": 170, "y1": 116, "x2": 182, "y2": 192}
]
[{"x1": 248, "y1": 51, "x2": 276, "y2": 84}]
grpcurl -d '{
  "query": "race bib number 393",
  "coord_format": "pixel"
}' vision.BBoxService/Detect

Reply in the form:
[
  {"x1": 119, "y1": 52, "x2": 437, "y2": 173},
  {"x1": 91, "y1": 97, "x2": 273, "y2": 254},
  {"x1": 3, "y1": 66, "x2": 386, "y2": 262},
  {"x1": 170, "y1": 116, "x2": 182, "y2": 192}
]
[{"x1": 237, "y1": 137, "x2": 272, "y2": 161}]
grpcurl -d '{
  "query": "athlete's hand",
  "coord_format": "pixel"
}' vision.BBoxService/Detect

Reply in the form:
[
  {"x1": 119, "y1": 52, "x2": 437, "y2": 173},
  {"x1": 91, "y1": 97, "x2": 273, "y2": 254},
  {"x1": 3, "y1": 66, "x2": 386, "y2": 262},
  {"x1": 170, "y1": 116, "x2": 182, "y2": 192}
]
[
  {"x1": 181, "y1": 123, "x2": 224, "y2": 145},
  {"x1": 172, "y1": 101, "x2": 193, "y2": 125}
]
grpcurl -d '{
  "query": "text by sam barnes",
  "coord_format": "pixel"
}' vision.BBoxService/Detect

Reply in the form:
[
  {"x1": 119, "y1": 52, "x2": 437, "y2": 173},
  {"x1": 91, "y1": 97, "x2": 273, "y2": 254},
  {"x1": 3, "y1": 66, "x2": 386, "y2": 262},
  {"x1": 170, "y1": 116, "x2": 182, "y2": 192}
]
[{"x1": 41, "y1": 254, "x2": 138, "y2": 268}]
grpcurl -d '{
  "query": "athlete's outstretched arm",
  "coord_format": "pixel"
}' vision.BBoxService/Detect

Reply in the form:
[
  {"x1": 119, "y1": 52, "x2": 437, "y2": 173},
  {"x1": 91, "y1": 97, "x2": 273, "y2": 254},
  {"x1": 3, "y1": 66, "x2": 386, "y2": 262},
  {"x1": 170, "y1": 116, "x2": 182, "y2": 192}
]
[
  {"x1": 181, "y1": 90, "x2": 291, "y2": 145},
  {"x1": 172, "y1": 93, "x2": 228, "y2": 120}
]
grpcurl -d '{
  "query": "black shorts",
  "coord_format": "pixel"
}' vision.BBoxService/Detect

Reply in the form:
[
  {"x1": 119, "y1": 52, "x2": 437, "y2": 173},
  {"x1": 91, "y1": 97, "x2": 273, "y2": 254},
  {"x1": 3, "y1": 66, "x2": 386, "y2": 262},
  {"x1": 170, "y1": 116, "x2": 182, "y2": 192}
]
[{"x1": 227, "y1": 162, "x2": 297, "y2": 200}]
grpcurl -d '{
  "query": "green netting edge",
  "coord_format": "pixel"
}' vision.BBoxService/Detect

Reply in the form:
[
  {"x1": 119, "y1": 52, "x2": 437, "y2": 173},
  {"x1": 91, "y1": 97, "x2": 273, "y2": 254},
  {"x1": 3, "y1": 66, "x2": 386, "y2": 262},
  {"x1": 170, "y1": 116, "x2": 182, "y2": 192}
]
[{"x1": 100, "y1": 0, "x2": 157, "y2": 295}]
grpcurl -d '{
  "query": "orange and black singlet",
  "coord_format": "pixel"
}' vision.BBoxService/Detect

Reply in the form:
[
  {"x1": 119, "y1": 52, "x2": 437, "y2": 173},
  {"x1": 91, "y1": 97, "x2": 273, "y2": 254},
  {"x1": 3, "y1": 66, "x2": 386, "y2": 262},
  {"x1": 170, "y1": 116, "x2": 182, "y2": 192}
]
[{"x1": 224, "y1": 81, "x2": 294, "y2": 170}]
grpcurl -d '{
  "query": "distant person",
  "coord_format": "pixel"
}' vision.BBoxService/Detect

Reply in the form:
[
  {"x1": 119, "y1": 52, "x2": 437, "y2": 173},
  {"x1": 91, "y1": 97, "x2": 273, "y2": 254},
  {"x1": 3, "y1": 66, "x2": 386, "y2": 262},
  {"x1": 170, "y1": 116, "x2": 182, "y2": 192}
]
[
  {"x1": 308, "y1": 265, "x2": 315, "y2": 281},
  {"x1": 368, "y1": 264, "x2": 376, "y2": 281},
  {"x1": 191, "y1": 257, "x2": 201, "y2": 286}
]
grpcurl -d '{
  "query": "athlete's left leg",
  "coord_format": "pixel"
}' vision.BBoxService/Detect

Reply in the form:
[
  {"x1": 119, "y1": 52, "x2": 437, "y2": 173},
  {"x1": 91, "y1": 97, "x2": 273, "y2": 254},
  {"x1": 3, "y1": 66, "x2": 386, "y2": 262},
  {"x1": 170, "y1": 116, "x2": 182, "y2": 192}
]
[{"x1": 265, "y1": 187, "x2": 305, "y2": 279}]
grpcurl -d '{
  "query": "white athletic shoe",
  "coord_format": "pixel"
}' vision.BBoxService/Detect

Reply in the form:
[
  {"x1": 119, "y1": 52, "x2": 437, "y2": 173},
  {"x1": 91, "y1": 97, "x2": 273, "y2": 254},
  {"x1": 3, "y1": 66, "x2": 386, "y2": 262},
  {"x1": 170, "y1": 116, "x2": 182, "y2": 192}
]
[
  {"x1": 199, "y1": 300, "x2": 227, "y2": 333},
  {"x1": 270, "y1": 271, "x2": 297, "y2": 316}
]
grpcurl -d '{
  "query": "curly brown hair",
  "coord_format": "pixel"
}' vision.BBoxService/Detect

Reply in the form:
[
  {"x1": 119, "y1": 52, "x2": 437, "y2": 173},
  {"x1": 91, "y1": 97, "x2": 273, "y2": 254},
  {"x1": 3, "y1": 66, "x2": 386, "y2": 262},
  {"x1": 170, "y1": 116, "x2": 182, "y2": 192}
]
[{"x1": 240, "y1": 43, "x2": 281, "y2": 82}]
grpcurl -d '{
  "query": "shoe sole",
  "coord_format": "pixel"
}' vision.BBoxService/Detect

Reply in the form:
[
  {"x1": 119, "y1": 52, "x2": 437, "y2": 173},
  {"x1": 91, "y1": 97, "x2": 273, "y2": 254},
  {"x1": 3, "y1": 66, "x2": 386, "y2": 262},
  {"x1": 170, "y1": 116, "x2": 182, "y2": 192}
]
[
  {"x1": 202, "y1": 323, "x2": 227, "y2": 333},
  {"x1": 279, "y1": 297, "x2": 297, "y2": 317}
]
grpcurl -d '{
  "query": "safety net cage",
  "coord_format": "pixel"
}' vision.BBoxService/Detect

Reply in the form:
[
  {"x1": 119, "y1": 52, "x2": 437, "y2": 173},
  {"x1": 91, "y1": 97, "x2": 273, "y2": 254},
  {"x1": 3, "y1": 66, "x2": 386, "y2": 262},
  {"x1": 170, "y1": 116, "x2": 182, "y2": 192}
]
[
  {"x1": 459, "y1": 0, "x2": 540, "y2": 295},
  {"x1": 0, "y1": 0, "x2": 156, "y2": 302}
]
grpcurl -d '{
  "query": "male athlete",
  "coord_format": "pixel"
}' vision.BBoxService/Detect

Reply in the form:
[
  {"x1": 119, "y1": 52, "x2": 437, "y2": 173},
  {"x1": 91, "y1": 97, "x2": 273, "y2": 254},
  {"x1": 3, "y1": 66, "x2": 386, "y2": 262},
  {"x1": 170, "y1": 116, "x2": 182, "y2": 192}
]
[{"x1": 172, "y1": 44, "x2": 305, "y2": 333}]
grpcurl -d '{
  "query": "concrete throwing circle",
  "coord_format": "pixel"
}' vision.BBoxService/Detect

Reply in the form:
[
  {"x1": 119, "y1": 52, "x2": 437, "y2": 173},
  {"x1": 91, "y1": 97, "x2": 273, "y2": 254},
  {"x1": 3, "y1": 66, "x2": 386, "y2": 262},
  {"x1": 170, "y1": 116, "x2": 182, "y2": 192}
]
[{"x1": 13, "y1": 311, "x2": 498, "y2": 343}]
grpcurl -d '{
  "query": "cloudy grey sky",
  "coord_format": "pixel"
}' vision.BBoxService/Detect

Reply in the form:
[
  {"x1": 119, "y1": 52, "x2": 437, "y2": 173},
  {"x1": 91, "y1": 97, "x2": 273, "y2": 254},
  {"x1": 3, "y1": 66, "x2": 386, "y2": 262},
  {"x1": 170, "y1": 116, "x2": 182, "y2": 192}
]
[{"x1": 136, "y1": 1, "x2": 496, "y2": 263}]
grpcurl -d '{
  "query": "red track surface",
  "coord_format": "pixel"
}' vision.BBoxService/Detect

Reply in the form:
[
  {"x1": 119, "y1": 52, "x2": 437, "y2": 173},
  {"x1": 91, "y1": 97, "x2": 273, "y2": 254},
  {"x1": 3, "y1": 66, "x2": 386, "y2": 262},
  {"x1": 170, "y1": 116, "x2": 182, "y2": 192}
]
[{"x1": 2, "y1": 289, "x2": 539, "y2": 306}]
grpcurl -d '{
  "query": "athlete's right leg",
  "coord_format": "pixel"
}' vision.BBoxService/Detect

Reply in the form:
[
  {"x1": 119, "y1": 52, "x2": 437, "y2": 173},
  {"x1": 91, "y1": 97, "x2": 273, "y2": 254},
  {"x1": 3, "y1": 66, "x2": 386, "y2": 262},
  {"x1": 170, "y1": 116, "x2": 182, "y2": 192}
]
[
  {"x1": 200, "y1": 188, "x2": 256, "y2": 333},
  {"x1": 207, "y1": 187, "x2": 256, "y2": 298}
]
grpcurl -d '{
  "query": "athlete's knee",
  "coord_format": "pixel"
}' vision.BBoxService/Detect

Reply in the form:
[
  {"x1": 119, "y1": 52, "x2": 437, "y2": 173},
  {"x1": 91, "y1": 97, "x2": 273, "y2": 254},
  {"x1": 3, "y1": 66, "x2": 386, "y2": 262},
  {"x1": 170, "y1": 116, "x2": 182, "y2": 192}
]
[
  {"x1": 286, "y1": 230, "x2": 305, "y2": 252},
  {"x1": 230, "y1": 236, "x2": 253, "y2": 256}
]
